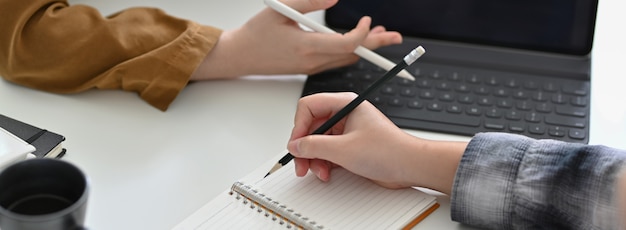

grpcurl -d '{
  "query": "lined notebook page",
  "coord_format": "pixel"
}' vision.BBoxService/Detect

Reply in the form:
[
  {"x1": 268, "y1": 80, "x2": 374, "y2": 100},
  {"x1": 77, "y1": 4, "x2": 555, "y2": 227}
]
[{"x1": 174, "y1": 151, "x2": 437, "y2": 230}]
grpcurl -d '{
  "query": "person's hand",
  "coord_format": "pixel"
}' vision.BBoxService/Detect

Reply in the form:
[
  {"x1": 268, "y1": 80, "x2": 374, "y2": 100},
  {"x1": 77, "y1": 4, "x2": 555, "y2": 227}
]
[
  {"x1": 287, "y1": 92, "x2": 418, "y2": 189},
  {"x1": 287, "y1": 92, "x2": 467, "y2": 194},
  {"x1": 191, "y1": 0, "x2": 402, "y2": 80}
]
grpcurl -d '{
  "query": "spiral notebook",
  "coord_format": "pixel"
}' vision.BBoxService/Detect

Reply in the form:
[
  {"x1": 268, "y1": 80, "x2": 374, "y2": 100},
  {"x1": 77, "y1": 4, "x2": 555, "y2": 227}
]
[{"x1": 174, "y1": 151, "x2": 439, "y2": 229}]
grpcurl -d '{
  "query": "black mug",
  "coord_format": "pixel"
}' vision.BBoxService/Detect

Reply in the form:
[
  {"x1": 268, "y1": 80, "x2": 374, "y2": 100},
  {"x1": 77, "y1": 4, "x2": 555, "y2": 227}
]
[{"x1": 0, "y1": 159, "x2": 89, "y2": 230}]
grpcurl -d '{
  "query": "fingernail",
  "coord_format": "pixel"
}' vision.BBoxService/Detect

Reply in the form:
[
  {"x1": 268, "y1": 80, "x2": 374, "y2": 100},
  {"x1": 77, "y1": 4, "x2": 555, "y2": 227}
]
[
  {"x1": 288, "y1": 139, "x2": 300, "y2": 156},
  {"x1": 293, "y1": 139, "x2": 301, "y2": 155},
  {"x1": 393, "y1": 35, "x2": 402, "y2": 43}
]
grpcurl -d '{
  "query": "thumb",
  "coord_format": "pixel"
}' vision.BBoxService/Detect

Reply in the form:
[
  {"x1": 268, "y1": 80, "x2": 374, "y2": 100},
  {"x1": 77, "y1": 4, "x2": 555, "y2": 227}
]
[
  {"x1": 288, "y1": 134, "x2": 344, "y2": 161},
  {"x1": 280, "y1": 0, "x2": 339, "y2": 14}
]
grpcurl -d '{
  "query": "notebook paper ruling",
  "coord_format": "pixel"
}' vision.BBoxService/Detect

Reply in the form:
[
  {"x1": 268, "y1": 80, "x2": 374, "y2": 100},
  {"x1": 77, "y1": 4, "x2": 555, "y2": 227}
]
[{"x1": 174, "y1": 151, "x2": 438, "y2": 230}]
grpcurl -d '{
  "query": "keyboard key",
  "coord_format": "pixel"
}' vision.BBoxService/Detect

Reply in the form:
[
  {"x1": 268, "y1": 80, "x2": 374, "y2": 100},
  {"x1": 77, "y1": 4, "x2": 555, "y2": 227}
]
[
  {"x1": 477, "y1": 97, "x2": 493, "y2": 106},
  {"x1": 449, "y1": 72, "x2": 463, "y2": 81},
  {"x1": 496, "y1": 99, "x2": 514, "y2": 108},
  {"x1": 545, "y1": 116, "x2": 586, "y2": 128},
  {"x1": 562, "y1": 85, "x2": 588, "y2": 96},
  {"x1": 427, "y1": 102, "x2": 444, "y2": 111},
  {"x1": 555, "y1": 106, "x2": 586, "y2": 117},
  {"x1": 486, "y1": 77, "x2": 499, "y2": 86},
  {"x1": 569, "y1": 129, "x2": 586, "y2": 140},
  {"x1": 505, "y1": 111, "x2": 523, "y2": 120},
  {"x1": 388, "y1": 98, "x2": 404, "y2": 107},
  {"x1": 407, "y1": 100, "x2": 423, "y2": 109},
  {"x1": 455, "y1": 84, "x2": 471, "y2": 93},
  {"x1": 466, "y1": 107, "x2": 482, "y2": 116},
  {"x1": 548, "y1": 126, "x2": 567, "y2": 137},
  {"x1": 447, "y1": 105, "x2": 463, "y2": 113},
  {"x1": 543, "y1": 83, "x2": 558, "y2": 92},
  {"x1": 512, "y1": 90, "x2": 528, "y2": 99},
  {"x1": 525, "y1": 112, "x2": 542, "y2": 123},
  {"x1": 436, "y1": 82, "x2": 453, "y2": 91},
  {"x1": 439, "y1": 92, "x2": 455, "y2": 101},
  {"x1": 397, "y1": 78, "x2": 414, "y2": 86},
  {"x1": 416, "y1": 79, "x2": 431, "y2": 88},
  {"x1": 485, "y1": 108, "x2": 503, "y2": 118},
  {"x1": 494, "y1": 88, "x2": 509, "y2": 97},
  {"x1": 419, "y1": 91, "x2": 435, "y2": 99},
  {"x1": 361, "y1": 73, "x2": 376, "y2": 81},
  {"x1": 412, "y1": 67, "x2": 423, "y2": 76},
  {"x1": 529, "y1": 125, "x2": 546, "y2": 135},
  {"x1": 458, "y1": 95, "x2": 475, "y2": 104},
  {"x1": 524, "y1": 81, "x2": 539, "y2": 90},
  {"x1": 504, "y1": 79, "x2": 519, "y2": 88},
  {"x1": 466, "y1": 74, "x2": 481, "y2": 84},
  {"x1": 399, "y1": 88, "x2": 417, "y2": 97},
  {"x1": 552, "y1": 94, "x2": 568, "y2": 104},
  {"x1": 386, "y1": 107, "x2": 481, "y2": 127},
  {"x1": 485, "y1": 122, "x2": 505, "y2": 130},
  {"x1": 429, "y1": 70, "x2": 443, "y2": 79},
  {"x1": 535, "y1": 103, "x2": 552, "y2": 113},
  {"x1": 532, "y1": 91, "x2": 550, "y2": 101},
  {"x1": 509, "y1": 123, "x2": 525, "y2": 132},
  {"x1": 369, "y1": 96, "x2": 385, "y2": 106},
  {"x1": 475, "y1": 86, "x2": 490, "y2": 95},
  {"x1": 380, "y1": 86, "x2": 395, "y2": 95},
  {"x1": 571, "y1": 96, "x2": 587, "y2": 107},
  {"x1": 516, "y1": 101, "x2": 532, "y2": 110}
]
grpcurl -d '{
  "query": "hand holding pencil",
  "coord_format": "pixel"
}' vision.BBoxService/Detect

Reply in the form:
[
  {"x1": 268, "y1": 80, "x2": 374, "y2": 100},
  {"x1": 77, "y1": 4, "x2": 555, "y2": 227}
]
[{"x1": 264, "y1": 46, "x2": 425, "y2": 178}]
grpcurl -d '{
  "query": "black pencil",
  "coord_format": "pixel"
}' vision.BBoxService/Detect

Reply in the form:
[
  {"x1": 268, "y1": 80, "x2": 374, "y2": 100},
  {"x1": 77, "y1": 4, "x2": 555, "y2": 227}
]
[{"x1": 264, "y1": 46, "x2": 426, "y2": 178}]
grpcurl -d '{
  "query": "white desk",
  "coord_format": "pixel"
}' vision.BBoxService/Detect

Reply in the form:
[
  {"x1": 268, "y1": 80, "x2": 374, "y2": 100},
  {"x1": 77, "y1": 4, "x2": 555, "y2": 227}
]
[{"x1": 1, "y1": 1, "x2": 625, "y2": 229}]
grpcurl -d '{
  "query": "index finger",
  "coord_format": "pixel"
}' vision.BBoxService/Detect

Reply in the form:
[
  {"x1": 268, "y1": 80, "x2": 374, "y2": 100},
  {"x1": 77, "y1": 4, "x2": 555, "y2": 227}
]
[{"x1": 289, "y1": 92, "x2": 358, "y2": 141}]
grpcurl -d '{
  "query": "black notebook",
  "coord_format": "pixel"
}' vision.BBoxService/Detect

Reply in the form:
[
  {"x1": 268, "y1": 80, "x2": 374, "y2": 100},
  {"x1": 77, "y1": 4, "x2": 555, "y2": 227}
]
[
  {"x1": 303, "y1": 0, "x2": 596, "y2": 143},
  {"x1": 0, "y1": 114, "x2": 66, "y2": 158}
]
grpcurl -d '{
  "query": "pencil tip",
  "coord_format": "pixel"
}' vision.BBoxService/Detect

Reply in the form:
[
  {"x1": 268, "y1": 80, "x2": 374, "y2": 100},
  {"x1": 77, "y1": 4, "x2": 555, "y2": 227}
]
[{"x1": 263, "y1": 163, "x2": 283, "y2": 179}]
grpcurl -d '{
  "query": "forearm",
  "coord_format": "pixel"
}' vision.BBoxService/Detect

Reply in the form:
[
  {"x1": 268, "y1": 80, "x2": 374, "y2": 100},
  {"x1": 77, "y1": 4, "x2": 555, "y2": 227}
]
[
  {"x1": 190, "y1": 28, "x2": 249, "y2": 80},
  {"x1": 451, "y1": 132, "x2": 626, "y2": 229}
]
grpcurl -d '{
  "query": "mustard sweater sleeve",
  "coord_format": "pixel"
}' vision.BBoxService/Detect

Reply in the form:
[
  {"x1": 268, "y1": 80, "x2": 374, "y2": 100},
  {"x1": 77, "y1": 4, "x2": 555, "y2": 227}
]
[{"x1": 0, "y1": 0, "x2": 222, "y2": 111}]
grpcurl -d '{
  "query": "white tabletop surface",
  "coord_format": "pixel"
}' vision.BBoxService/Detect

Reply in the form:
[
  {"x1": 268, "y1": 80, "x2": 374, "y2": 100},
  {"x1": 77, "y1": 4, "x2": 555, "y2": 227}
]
[{"x1": 1, "y1": 0, "x2": 624, "y2": 229}]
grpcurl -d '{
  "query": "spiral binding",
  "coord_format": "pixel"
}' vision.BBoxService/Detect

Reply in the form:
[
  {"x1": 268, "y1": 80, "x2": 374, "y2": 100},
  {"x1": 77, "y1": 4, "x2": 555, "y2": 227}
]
[{"x1": 230, "y1": 182, "x2": 324, "y2": 229}]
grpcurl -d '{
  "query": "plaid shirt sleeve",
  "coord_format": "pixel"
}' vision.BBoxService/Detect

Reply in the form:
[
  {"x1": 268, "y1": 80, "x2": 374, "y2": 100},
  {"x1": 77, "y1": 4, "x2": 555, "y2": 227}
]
[{"x1": 451, "y1": 132, "x2": 626, "y2": 229}]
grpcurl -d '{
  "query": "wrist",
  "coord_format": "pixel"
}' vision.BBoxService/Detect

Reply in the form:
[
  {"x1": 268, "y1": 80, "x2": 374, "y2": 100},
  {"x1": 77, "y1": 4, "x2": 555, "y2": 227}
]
[
  {"x1": 190, "y1": 29, "x2": 249, "y2": 80},
  {"x1": 403, "y1": 136, "x2": 467, "y2": 195}
]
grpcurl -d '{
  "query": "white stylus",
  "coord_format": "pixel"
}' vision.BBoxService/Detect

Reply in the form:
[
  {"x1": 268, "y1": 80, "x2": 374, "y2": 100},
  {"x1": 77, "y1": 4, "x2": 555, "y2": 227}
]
[{"x1": 264, "y1": 0, "x2": 416, "y2": 81}]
